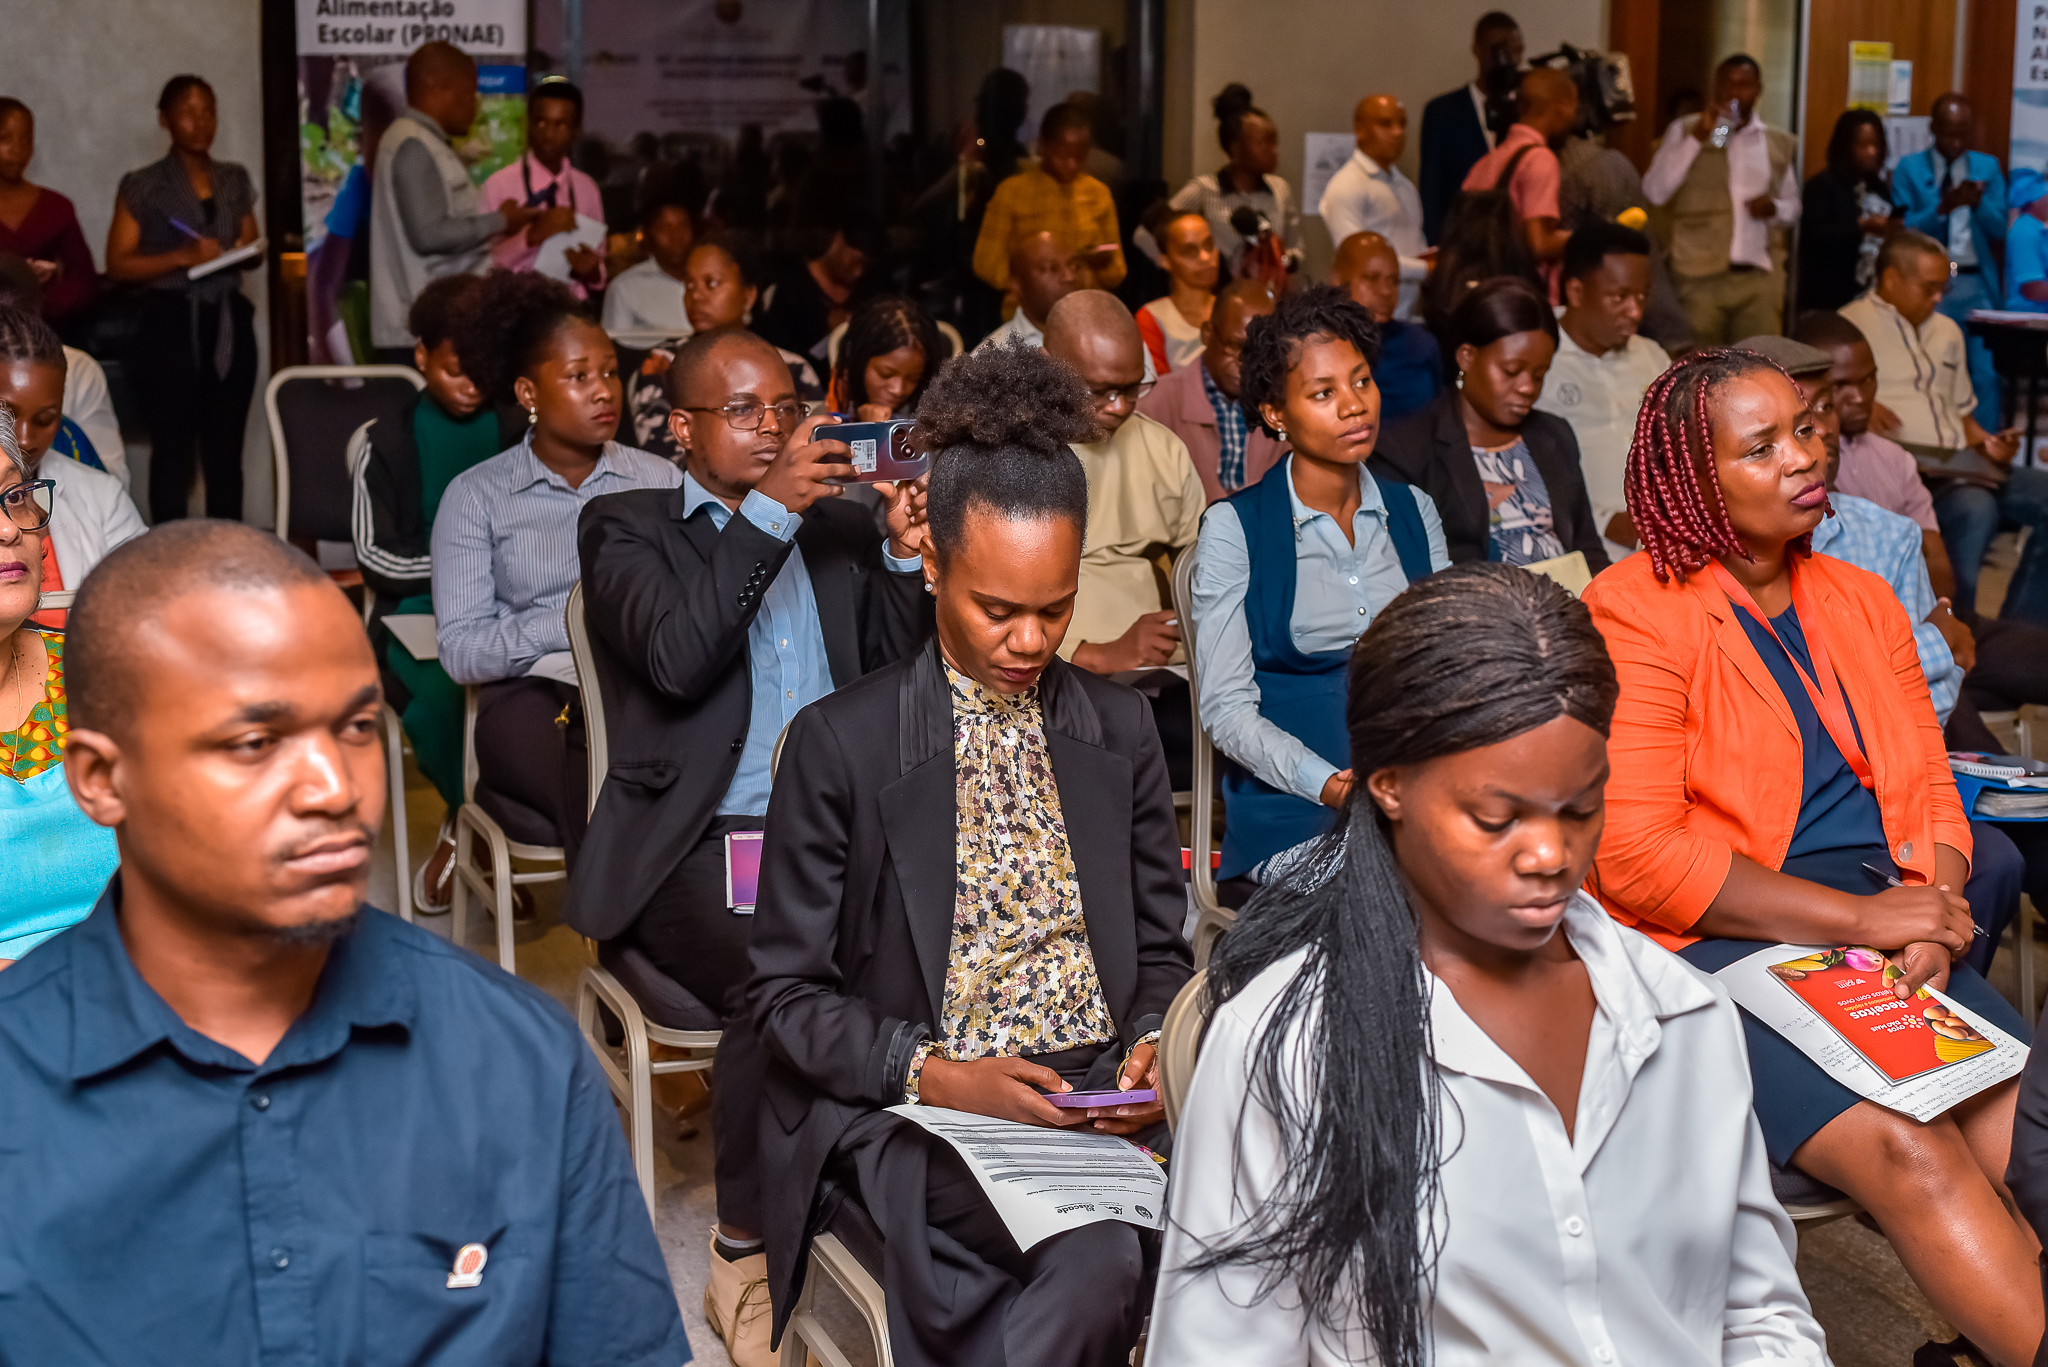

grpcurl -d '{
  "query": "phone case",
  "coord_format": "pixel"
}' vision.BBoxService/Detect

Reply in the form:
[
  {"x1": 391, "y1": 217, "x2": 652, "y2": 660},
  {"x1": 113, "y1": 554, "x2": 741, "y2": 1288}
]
[{"x1": 1044, "y1": 1088, "x2": 1159, "y2": 1108}]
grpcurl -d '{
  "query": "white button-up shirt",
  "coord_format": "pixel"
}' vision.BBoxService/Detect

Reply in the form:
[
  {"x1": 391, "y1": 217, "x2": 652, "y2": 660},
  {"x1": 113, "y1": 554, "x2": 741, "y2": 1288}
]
[
  {"x1": 1151, "y1": 894, "x2": 1830, "y2": 1366},
  {"x1": 1319, "y1": 150, "x2": 1429, "y2": 317},
  {"x1": 1643, "y1": 116, "x2": 1801, "y2": 272},
  {"x1": 1534, "y1": 314, "x2": 1671, "y2": 552}
]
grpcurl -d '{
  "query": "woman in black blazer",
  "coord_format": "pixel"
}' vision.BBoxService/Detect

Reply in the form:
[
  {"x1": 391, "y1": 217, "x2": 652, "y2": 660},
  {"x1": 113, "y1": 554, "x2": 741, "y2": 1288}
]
[
  {"x1": 1798, "y1": 109, "x2": 1900, "y2": 312},
  {"x1": 746, "y1": 342, "x2": 1193, "y2": 1367},
  {"x1": 1371, "y1": 277, "x2": 1608, "y2": 572}
]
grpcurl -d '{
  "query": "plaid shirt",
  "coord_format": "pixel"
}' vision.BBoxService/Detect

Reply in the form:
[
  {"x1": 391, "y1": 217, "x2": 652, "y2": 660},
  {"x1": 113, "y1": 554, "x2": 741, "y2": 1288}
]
[
  {"x1": 1201, "y1": 361, "x2": 1251, "y2": 494},
  {"x1": 1811, "y1": 493, "x2": 1961, "y2": 720}
]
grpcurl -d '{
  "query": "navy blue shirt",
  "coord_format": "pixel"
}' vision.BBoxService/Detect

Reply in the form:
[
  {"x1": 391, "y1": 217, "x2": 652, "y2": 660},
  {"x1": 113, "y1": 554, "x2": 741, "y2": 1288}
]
[
  {"x1": 0, "y1": 881, "x2": 691, "y2": 1366},
  {"x1": 1373, "y1": 320, "x2": 1443, "y2": 426}
]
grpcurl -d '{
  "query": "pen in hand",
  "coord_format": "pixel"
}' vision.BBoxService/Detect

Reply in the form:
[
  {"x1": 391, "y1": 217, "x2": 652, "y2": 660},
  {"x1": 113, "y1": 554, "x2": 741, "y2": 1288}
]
[
  {"x1": 168, "y1": 217, "x2": 203, "y2": 241},
  {"x1": 1862, "y1": 861, "x2": 1986, "y2": 937}
]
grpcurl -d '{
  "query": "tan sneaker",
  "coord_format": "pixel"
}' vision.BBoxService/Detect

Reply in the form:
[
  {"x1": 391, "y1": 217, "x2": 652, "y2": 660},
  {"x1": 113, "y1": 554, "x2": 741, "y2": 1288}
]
[{"x1": 703, "y1": 1230, "x2": 775, "y2": 1367}]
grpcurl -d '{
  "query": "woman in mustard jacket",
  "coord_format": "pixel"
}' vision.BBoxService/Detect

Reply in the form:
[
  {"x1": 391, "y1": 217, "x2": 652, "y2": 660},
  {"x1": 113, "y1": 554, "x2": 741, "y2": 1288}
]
[{"x1": 1584, "y1": 348, "x2": 2040, "y2": 1365}]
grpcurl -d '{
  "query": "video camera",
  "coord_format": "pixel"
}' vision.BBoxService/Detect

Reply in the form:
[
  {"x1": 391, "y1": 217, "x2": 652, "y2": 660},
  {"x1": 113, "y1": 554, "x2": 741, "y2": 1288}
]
[{"x1": 1532, "y1": 44, "x2": 1637, "y2": 136}]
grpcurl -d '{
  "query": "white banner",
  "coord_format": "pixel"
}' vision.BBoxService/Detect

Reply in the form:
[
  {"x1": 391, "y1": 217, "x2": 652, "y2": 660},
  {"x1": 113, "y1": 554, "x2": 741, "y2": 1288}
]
[
  {"x1": 2014, "y1": 0, "x2": 2048, "y2": 173},
  {"x1": 296, "y1": 0, "x2": 526, "y2": 57}
]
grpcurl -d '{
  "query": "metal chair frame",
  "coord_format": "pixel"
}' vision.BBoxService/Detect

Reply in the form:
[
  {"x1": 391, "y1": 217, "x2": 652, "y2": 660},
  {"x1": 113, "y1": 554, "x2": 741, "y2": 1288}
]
[
  {"x1": 1170, "y1": 551, "x2": 1233, "y2": 968},
  {"x1": 778, "y1": 1232, "x2": 894, "y2": 1367},
  {"x1": 264, "y1": 364, "x2": 422, "y2": 544},
  {"x1": 449, "y1": 684, "x2": 567, "y2": 973},
  {"x1": 563, "y1": 583, "x2": 720, "y2": 1215}
]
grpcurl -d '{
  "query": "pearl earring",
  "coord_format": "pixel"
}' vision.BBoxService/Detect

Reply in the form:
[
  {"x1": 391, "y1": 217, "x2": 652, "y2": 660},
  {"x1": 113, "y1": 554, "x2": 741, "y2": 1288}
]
[
  {"x1": 1455, "y1": 371, "x2": 1465, "y2": 390},
  {"x1": 527, "y1": 406, "x2": 538, "y2": 425},
  {"x1": 924, "y1": 580, "x2": 936, "y2": 595}
]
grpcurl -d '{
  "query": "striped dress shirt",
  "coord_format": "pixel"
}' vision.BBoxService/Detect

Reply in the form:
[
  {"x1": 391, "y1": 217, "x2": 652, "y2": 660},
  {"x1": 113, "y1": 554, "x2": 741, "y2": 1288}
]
[
  {"x1": 1811, "y1": 491, "x2": 1961, "y2": 721},
  {"x1": 431, "y1": 434, "x2": 681, "y2": 684}
]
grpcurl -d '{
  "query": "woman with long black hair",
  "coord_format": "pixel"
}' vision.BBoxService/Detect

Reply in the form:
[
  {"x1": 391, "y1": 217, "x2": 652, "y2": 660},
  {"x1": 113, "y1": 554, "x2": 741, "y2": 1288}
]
[
  {"x1": 827, "y1": 293, "x2": 946, "y2": 419},
  {"x1": 1150, "y1": 562, "x2": 1828, "y2": 1365},
  {"x1": 1798, "y1": 109, "x2": 1900, "y2": 311}
]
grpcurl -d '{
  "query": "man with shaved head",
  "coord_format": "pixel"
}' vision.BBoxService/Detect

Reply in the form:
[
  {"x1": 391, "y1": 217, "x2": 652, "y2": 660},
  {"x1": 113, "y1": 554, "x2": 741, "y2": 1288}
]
[
  {"x1": 1319, "y1": 95, "x2": 1426, "y2": 316},
  {"x1": 369, "y1": 41, "x2": 541, "y2": 358},
  {"x1": 1138, "y1": 278, "x2": 1283, "y2": 500},
  {"x1": 0, "y1": 520, "x2": 689, "y2": 1361},
  {"x1": 1329, "y1": 232, "x2": 1442, "y2": 423},
  {"x1": 977, "y1": 229, "x2": 1080, "y2": 351},
  {"x1": 572, "y1": 329, "x2": 929, "y2": 1365},
  {"x1": 1462, "y1": 66, "x2": 1580, "y2": 288}
]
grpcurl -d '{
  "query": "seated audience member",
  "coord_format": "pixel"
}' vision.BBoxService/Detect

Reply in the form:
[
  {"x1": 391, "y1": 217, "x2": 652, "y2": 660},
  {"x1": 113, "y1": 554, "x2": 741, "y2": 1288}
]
[
  {"x1": 0, "y1": 99, "x2": 96, "y2": 325},
  {"x1": 1584, "y1": 348, "x2": 2041, "y2": 1366},
  {"x1": 1191, "y1": 286, "x2": 1448, "y2": 904},
  {"x1": 2003, "y1": 168, "x2": 2048, "y2": 313},
  {"x1": 1797, "y1": 110, "x2": 1899, "y2": 312},
  {"x1": 602, "y1": 194, "x2": 695, "y2": 339},
  {"x1": 1135, "y1": 279, "x2": 1283, "y2": 501},
  {"x1": 0, "y1": 521, "x2": 688, "y2": 1361},
  {"x1": 479, "y1": 77, "x2": 603, "y2": 296},
  {"x1": 0, "y1": 307, "x2": 146, "y2": 626},
  {"x1": 1895, "y1": 93, "x2": 2008, "y2": 418},
  {"x1": 1419, "y1": 10, "x2": 1526, "y2": 243},
  {"x1": 0, "y1": 257, "x2": 125, "y2": 484},
  {"x1": 1842, "y1": 232, "x2": 2046, "y2": 626},
  {"x1": 977, "y1": 230, "x2": 1081, "y2": 353},
  {"x1": 1320, "y1": 96, "x2": 1427, "y2": 319},
  {"x1": 1460, "y1": 68, "x2": 1579, "y2": 292},
  {"x1": 349, "y1": 274, "x2": 519, "y2": 907},
  {"x1": 1534, "y1": 222, "x2": 1670, "y2": 561},
  {"x1": 1329, "y1": 232, "x2": 1440, "y2": 425},
  {"x1": 431, "y1": 272, "x2": 681, "y2": 858},
  {"x1": 827, "y1": 294, "x2": 945, "y2": 419},
  {"x1": 627, "y1": 236, "x2": 824, "y2": 461},
  {"x1": 748, "y1": 343, "x2": 1192, "y2": 1367},
  {"x1": 0, "y1": 409, "x2": 117, "y2": 966},
  {"x1": 1137, "y1": 207, "x2": 1218, "y2": 375},
  {"x1": 1165, "y1": 85, "x2": 1302, "y2": 287},
  {"x1": 972, "y1": 101, "x2": 1126, "y2": 309},
  {"x1": 1373, "y1": 278, "x2": 1608, "y2": 571},
  {"x1": 570, "y1": 329, "x2": 930, "y2": 1367},
  {"x1": 1152, "y1": 564, "x2": 1829, "y2": 1367},
  {"x1": 755, "y1": 222, "x2": 878, "y2": 358}
]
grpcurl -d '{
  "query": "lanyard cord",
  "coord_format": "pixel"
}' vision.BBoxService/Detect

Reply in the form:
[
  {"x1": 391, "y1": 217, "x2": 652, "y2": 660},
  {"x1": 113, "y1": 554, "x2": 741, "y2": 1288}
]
[{"x1": 520, "y1": 153, "x2": 575, "y2": 214}]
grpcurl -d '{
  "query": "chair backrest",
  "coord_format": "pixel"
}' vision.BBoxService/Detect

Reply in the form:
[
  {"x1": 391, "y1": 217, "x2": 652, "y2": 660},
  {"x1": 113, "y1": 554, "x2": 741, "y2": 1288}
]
[
  {"x1": 1159, "y1": 967, "x2": 1209, "y2": 1133},
  {"x1": 266, "y1": 365, "x2": 424, "y2": 544},
  {"x1": 1171, "y1": 549, "x2": 1221, "y2": 914},
  {"x1": 565, "y1": 582, "x2": 610, "y2": 819}
]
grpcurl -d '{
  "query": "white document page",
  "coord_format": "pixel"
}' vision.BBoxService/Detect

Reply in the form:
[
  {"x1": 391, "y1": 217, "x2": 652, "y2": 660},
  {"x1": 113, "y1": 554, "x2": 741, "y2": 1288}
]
[{"x1": 383, "y1": 613, "x2": 439, "y2": 661}]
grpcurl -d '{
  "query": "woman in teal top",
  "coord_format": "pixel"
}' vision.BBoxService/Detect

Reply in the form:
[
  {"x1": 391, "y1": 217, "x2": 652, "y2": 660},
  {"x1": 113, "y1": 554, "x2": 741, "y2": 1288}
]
[
  {"x1": 0, "y1": 409, "x2": 117, "y2": 965},
  {"x1": 2004, "y1": 168, "x2": 2048, "y2": 313}
]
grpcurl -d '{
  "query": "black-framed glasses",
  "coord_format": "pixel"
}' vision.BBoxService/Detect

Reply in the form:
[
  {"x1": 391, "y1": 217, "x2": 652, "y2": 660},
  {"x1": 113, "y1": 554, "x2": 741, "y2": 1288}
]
[
  {"x1": 1088, "y1": 379, "x2": 1156, "y2": 406},
  {"x1": 683, "y1": 399, "x2": 806, "y2": 433},
  {"x1": 1, "y1": 479, "x2": 53, "y2": 533}
]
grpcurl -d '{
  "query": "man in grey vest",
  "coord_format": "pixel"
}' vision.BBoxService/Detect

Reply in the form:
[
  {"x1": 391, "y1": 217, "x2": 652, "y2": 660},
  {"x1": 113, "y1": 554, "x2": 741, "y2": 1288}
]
[
  {"x1": 1641, "y1": 54, "x2": 1799, "y2": 345},
  {"x1": 369, "y1": 43, "x2": 543, "y2": 360}
]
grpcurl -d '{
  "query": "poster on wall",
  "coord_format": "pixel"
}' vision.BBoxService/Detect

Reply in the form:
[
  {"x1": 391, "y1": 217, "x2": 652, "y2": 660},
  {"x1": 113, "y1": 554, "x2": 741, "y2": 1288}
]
[
  {"x1": 2017, "y1": 2, "x2": 2048, "y2": 175},
  {"x1": 295, "y1": 0, "x2": 528, "y2": 362}
]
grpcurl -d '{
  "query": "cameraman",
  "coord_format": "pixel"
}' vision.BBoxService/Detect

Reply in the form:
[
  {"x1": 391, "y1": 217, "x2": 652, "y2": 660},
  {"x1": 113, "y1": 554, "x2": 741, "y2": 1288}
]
[
  {"x1": 565, "y1": 328, "x2": 932, "y2": 1367},
  {"x1": 1419, "y1": 11, "x2": 1524, "y2": 243}
]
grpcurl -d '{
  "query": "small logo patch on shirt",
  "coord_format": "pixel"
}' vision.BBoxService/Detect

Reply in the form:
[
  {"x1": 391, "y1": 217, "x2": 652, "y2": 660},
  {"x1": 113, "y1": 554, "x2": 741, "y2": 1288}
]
[{"x1": 447, "y1": 1242, "x2": 489, "y2": 1289}]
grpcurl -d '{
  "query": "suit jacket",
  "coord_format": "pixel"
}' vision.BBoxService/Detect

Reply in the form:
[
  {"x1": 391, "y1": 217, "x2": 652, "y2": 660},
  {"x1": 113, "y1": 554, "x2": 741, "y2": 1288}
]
[
  {"x1": 1420, "y1": 86, "x2": 1492, "y2": 244},
  {"x1": 1369, "y1": 388, "x2": 1610, "y2": 573},
  {"x1": 1134, "y1": 355, "x2": 1287, "y2": 502},
  {"x1": 746, "y1": 642, "x2": 1193, "y2": 1335},
  {"x1": 562, "y1": 487, "x2": 931, "y2": 940},
  {"x1": 1893, "y1": 148, "x2": 2008, "y2": 272}
]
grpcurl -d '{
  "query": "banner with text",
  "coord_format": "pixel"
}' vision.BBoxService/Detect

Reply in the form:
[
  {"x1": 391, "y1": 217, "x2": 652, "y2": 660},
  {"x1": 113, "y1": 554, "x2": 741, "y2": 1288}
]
[{"x1": 2016, "y1": 0, "x2": 2048, "y2": 174}]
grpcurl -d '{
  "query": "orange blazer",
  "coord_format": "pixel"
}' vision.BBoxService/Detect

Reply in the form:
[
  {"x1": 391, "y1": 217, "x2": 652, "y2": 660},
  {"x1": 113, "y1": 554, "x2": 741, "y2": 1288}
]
[{"x1": 1582, "y1": 550, "x2": 1971, "y2": 950}]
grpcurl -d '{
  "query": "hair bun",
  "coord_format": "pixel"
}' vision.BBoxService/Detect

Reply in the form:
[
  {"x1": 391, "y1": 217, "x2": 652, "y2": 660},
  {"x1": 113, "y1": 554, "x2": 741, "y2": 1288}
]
[
  {"x1": 1213, "y1": 83, "x2": 1255, "y2": 122},
  {"x1": 915, "y1": 341, "x2": 1098, "y2": 456}
]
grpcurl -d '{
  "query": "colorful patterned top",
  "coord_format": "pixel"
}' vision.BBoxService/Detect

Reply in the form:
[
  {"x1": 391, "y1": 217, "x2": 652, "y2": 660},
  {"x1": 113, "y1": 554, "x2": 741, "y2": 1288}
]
[{"x1": 2, "y1": 629, "x2": 67, "y2": 783}]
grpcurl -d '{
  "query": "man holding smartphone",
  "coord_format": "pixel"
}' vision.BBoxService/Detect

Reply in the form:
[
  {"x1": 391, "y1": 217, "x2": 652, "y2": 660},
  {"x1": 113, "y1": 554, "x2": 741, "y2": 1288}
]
[
  {"x1": 567, "y1": 328, "x2": 932, "y2": 1367},
  {"x1": 1893, "y1": 93, "x2": 2010, "y2": 421}
]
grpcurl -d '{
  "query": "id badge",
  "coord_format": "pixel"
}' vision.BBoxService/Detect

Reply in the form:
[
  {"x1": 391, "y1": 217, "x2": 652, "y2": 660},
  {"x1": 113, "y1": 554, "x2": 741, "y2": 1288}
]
[{"x1": 725, "y1": 831, "x2": 764, "y2": 914}]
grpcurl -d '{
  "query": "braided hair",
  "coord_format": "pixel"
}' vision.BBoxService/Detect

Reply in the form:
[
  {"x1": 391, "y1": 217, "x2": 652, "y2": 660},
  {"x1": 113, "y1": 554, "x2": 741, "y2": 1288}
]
[
  {"x1": 832, "y1": 295, "x2": 945, "y2": 414},
  {"x1": 0, "y1": 304, "x2": 64, "y2": 373},
  {"x1": 1624, "y1": 347, "x2": 1809, "y2": 582},
  {"x1": 1196, "y1": 562, "x2": 1619, "y2": 1367}
]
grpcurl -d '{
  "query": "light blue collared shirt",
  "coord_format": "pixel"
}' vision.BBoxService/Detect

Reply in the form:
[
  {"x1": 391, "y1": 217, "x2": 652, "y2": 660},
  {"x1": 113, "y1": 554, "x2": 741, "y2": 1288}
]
[
  {"x1": 1811, "y1": 492, "x2": 1961, "y2": 722},
  {"x1": 431, "y1": 433, "x2": 683, "y2": 685},
  {"x1": 1190, "y1": 458, "x2": 1449, "y2": 801}
]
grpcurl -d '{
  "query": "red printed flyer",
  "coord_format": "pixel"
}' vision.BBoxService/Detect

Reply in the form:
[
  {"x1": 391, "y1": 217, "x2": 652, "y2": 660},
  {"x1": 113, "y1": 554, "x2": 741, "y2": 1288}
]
[{"x1": 1768, "y1": 947, "x2": 1994, "y2": 1081}]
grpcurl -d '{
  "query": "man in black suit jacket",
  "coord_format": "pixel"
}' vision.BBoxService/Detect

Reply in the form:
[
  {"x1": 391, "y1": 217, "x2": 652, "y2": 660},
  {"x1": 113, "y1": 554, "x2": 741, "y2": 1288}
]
[
  {"x1": 1419, "y1": 10, "x2": 1525, "y2": 242},
  {"x1": 567, "y1": 328, "x2": 930, "y2": 1367}
]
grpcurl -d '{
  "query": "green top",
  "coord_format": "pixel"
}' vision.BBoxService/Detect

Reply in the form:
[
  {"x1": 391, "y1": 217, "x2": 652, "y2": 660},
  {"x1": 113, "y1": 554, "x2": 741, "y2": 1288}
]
[{"x1": 413, "y1": 399, "x2": 505, "y2": 527}]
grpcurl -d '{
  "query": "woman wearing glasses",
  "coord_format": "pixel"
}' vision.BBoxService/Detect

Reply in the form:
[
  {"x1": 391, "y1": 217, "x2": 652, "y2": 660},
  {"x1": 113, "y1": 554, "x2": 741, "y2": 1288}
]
[{"x1": 0, "y1": 404, "x2": 118, "y2": 968}]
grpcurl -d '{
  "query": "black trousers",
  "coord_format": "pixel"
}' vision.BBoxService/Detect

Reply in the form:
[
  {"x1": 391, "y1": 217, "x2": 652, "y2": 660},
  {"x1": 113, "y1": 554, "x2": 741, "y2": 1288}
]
[
  {"x1": 625, "y1": 814, "x2": 765, "y2": 1231},
  {"x1": 131, "y1": 291, "x2": 257, "y2": 523},
  {"x1": 472, "y1": 677, "x2": 586, "y2": 858},
  {"x1": 2005, "y1": 1010, "x2": 2048, "y2": 1367},
  {"x1": 826, "y1": 1043, "x2": 1158, "y2": 1367}
]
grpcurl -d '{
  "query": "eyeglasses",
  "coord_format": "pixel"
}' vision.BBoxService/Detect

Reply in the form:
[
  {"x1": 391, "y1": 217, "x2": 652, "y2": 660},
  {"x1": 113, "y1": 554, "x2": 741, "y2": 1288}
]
[
  {"x1": 1, "y1": 480, "x2": 53, "y2": 533},
  {"x1": 1087, "y1": 380, "x2": 1156, "y2": 406},
  {"x1": 684, "y1": 399, "x2": 806, "y2": 433}
]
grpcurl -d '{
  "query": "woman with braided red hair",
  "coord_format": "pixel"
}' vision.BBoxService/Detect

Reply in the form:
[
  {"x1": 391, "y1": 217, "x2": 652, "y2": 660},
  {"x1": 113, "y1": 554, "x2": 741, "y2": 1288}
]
[{"x1": 1583, "y1": 347, "x2": 2041, "y2": 1365}]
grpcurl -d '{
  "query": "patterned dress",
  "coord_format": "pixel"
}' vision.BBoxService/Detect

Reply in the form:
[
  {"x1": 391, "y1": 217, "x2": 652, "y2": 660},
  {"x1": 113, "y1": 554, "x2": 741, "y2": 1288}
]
[{"x1": 2, "y1": 631, "x2": 69, "y2": 781}]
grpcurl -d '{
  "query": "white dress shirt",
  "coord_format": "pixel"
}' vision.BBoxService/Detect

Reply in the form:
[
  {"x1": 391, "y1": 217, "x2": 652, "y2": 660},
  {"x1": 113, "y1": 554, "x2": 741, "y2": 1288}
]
[
  {"x1": 61, "y1": 347, "x2": 127, "y2": 490},
  {"x1": 601, "y1": 257, "x2": 693, "y2": 343},
  {"x1": 1190, "y1": 459, "x2": 1448, "y2": 802},
  {"x1": 1151, "y1": 894, "x2": 1832, "y2": 1367},
  {"x1": 1468, "y1": 84, "x2": 1499, "y2": 152},
  {"x1": 1319, "y1": 150, "x2": 1429, "y2": 317},
  {"x1": 1642, "y1": 116, "x2": 1801, "y2": 272},
  {"x1": 1533, "y1": 315, "x2": 1670, "y2": 557},
  {"x1": 39, "y1": 450, "x2": 147, "y2": 590}
]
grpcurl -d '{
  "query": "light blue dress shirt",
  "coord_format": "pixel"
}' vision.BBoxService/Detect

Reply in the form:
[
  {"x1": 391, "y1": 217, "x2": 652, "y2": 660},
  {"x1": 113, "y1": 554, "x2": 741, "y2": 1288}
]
[
  {"x1": 1190, "y1": 459, "x2": 1449, "y2": 801},
  {"x1": 430, "y1": 434, "x2": 682, "y2": 685},
  {"x1": 1811, "y1": 492, "x2": 1961, "y2": 721}
]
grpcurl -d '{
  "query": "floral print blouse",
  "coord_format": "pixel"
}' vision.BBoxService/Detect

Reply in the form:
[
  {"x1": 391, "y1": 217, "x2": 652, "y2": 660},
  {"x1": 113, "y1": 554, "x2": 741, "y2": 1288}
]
[{"x1": 1, "y1": 631, "x2": 68, "y2": 783}]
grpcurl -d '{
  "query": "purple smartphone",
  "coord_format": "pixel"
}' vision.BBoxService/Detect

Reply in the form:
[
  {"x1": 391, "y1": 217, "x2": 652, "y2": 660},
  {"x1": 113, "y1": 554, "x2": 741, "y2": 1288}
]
[
  {"x1": 820, "y1": 418, "x2": 931, "y2": 484},
  {"x1": 1045, "y1": 1088, "x2": 1159, "y2": 1108}
]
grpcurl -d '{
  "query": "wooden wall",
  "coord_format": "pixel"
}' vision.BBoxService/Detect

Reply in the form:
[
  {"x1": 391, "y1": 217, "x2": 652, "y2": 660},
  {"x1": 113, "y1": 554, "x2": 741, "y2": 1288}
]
[
  {"x1": 1802, "y1": 0, "x2": 1957, "y2": 173},
  {"x1": 1966, "y1": 0, "x2": 2018, "y2": 164}
]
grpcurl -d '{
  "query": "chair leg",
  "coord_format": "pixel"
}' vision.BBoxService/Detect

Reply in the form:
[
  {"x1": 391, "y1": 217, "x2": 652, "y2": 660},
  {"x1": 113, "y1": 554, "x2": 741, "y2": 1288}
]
[
  {"x1": 383, "y1": 706, "x2": 412, "y2": 923},
  {"x1": 490, "y1": 830, "x2": 516, "y2": 974},
  {"x1": 450, "y1": 810, "x2": 474, "y2": 948},
  {"x1": 624, "y1": 1000, "x2": 655, "y2": 1217}
]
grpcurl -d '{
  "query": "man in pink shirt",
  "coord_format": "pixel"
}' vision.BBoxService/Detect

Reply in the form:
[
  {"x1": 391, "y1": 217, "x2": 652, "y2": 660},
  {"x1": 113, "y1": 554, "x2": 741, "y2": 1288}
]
[
  {"x1": 480, "y1": 77, "x2": 605, "y2": 296},
  {"x1": 1461, "y1": 67, "x2": 1577, "y2": 294}
]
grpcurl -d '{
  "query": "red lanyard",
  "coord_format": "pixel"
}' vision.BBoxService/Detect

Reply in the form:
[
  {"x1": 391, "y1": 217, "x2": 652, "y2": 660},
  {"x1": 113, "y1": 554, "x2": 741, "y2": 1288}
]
[{"x1": 1707, "y1": 559, "x2": 1876, "y2": 792}]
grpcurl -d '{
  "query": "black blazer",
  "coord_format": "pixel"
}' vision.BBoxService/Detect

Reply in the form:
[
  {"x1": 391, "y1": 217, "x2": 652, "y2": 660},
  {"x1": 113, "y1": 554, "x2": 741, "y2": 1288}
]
[
  {"x1": 1419, "y1": 86, "x2": 1493, "y2": 244},
  {"x1": 745, "y1": 643, "x2": 1193, "y2": 1335},
  {"x1": 1798, "y1": 169, "x2": 1895, "y2": 312},
  {"x1": 562, "y1": 486, "x2": 931, "y2": 941},
  {"x1": 1369, "y1": 388, "x2": 1611, "y2": 573}
]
